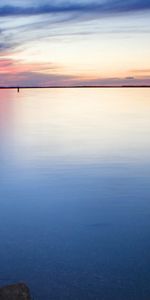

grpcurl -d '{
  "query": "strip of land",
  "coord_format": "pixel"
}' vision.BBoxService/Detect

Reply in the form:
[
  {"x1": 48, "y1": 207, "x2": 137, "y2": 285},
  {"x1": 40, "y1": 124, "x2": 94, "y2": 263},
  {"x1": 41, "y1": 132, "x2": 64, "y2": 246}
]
[{"x1": 0, "y1": 85, "x2": 150, "y2": 89}]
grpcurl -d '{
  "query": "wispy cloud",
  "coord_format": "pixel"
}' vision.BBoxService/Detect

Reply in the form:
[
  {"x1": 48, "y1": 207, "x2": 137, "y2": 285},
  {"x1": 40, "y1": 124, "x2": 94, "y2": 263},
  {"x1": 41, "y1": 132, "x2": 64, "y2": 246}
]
[
  {"x1": 0, "y1": 1, "x2": 149, "y2": 87},
  {"x1": 0, "y1": 69, "x2": 149, "y2": 87},
  {"x1": 0, "y1": 0, "x2": 149, "y2": 55},
  {"x1": 0, "y1": 0, "x2": 150, "y2": 17},
  {"x1": 132, "y1": 69, "x2": 150, "y2": 74},
  {"x1": 0, "y1": 58, "x2": 60, "y2": 74},
  {"x1": 0, "y1": 71, "x2": 78, "y2": 87}
]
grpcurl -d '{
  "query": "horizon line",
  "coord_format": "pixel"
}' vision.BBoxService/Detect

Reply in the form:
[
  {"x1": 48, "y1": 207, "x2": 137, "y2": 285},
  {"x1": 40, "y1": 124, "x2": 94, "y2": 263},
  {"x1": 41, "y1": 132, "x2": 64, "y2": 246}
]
[{"x1": 0, "y1": 85, "x2": 150, "y2": 89}]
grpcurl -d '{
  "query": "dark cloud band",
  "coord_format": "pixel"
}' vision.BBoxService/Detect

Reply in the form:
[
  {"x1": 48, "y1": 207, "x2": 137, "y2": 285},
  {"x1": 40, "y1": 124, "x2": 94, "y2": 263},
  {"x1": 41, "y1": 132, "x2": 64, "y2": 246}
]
[{"x1": 0, "y1": 0, "x2": 150, "y2": 17}]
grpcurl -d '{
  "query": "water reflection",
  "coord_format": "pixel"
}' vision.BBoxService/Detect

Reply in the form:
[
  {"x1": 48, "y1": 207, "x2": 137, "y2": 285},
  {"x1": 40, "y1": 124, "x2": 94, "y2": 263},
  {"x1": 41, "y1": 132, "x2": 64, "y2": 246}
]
[
  {"x1": 0, "y1": 90, "x2": 13, "y2": 139},
  {"x1": 6, "y1": 88, "x2": 150, "y2": 167},
  {"x1": 0, "y1": 88, "x2": 150, "y2": 300},
  {"x1": 0, "y1": 90, "x2": 15, "y2": 180}
]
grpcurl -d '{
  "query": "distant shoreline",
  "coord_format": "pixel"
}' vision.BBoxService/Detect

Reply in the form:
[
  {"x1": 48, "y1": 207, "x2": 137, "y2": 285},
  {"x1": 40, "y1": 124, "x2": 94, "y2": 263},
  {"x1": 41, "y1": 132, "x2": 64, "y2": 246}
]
[{"x1": 0, "y1": 85, "x2": 150, "y2": 89}]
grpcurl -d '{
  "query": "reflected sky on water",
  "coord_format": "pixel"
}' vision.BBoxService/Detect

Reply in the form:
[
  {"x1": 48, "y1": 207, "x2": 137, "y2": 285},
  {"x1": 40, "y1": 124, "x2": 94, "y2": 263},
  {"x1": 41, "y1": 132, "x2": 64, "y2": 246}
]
[{"x1": 0, "y1": 88, "x2": 150, "y2": 299}]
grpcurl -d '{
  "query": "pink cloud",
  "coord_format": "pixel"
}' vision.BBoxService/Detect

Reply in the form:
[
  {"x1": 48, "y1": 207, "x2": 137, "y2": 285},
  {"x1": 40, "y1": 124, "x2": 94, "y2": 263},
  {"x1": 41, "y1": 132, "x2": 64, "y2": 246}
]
[
  {"x1": 0, "y1": 58, "x2": 149, "y2": 87},
  {"x1": 0, "y1": 58, "x2": 58, "y2": 74}
]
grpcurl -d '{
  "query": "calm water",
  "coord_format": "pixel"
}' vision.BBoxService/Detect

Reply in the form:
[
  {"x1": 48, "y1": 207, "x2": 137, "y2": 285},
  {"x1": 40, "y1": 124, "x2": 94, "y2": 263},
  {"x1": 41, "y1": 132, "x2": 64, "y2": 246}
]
[{"x1": 0, "y1": 88, "x2": 150, "y2": 300}]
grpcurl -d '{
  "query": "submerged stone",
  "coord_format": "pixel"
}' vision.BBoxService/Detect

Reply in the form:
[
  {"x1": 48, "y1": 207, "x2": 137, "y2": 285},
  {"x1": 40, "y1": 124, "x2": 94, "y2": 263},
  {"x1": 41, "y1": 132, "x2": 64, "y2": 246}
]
[{"x1": 0, "y1": 283, "x2": 31, "y2": 300}]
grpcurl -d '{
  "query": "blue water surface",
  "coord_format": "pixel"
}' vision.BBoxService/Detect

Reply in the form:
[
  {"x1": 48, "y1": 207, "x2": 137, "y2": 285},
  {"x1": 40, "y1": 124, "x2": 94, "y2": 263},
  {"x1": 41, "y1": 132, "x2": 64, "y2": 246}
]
[{"x1": 0, "y1": 88, "x2": 150, "y2": 299}]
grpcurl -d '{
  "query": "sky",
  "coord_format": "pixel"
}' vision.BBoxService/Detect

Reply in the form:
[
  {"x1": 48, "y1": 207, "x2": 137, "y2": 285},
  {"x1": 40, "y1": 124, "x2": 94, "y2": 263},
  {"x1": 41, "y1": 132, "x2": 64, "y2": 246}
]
[{"x1": 0, "y1": 0, "x2": 150, "y2": 87}]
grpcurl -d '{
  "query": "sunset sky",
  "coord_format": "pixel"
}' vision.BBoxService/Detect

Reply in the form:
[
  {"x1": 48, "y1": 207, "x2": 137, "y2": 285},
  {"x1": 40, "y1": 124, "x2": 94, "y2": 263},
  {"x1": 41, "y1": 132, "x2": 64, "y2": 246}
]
[{"x1": 0, "y1": 0, "x2": 150, "y2": 87}]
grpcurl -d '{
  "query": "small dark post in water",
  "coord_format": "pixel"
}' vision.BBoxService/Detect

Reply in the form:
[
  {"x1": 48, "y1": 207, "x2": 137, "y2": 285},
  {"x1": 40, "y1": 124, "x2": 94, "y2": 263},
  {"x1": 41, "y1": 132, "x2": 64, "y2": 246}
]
[{"x1": 17, "y1": 87, "x2": 20, "y2": 93}]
